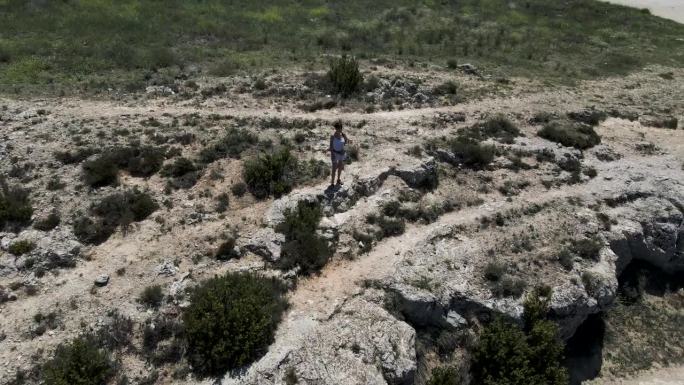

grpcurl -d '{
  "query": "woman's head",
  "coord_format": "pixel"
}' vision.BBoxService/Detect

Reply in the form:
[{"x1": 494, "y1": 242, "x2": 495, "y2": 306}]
[{"x1": 333, "y1": 120, "x2": 343, "y2": 133}]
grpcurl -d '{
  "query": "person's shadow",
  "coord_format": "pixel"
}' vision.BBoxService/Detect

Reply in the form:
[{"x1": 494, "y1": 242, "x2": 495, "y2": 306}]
[{"x1": 324, "y1": 183, "x2": 342, "y2": 197}]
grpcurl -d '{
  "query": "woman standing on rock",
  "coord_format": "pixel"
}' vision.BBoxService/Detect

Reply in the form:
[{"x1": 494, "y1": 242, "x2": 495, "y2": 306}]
[{"x1": 329, "y1": 120, "x2": 350, "y2": 188}]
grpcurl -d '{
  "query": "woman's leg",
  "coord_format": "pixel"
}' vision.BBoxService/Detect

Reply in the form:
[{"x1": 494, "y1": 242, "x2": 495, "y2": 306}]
[
  {"x1": 336, "y1": 162, "x2": 344, "y2": 183},
  {"x1": 331, "y1": 161, "x2": 337, "y2": 186}
]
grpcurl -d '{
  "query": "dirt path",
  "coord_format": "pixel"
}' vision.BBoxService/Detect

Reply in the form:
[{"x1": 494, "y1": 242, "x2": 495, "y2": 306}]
[{"x1": 592, "y1": 365, "x2": 684, "y2": 384}]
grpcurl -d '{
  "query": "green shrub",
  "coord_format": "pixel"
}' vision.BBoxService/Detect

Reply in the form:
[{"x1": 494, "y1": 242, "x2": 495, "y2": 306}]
[
  {"x1": 74, "y1": 189, "x2": 158, "y2": 245},
  {"x1": 243, "y1": 147, "x2": 299, "y2": 199},
  {"x1": 492, "y1": 275, "x2": 527, "y2": 298},
  {"x1": 0, "y1": 180, "x2": 33, "y2": 230},
  {"x1": 34, "y1": 210, "x2": 61, "y2": 231},
  {"x1": 42, "y1": 335, "x2": 115, "y2": 385},
  {"x1": 570, "y1": 235, "x2": 602, "y2": 260},
  {"x1": 82, "y1": 145, "x2": 165, "y2": 187},
  {"x1": 8, "y1": 240, "x2": 35, "y2": 256},
  {"x1": 484, "y1": 260, "x2": 506, "y2": 281},
  {"x1": 447, "y1": 138, "x2": 496, "y2": 168},
  {"x1": 231, "y1": 182, "x2": 247, "y2": 197},
  {"x1": 139, "y1": 285, "x2": 164, "y2": 309},
  {"x1": 277, "y1": 201, "x2": 332, "y2": 275},
  {"x1": 567, "y1": 109, "x2": 608, "y2": 126},
  {"x1": 183, "y1": 272, "x2": 288, "y2": 377},
  {"x1": 538, "y1": 121, "x2": 601, "y2": 149},
  {"x1": 477, "y1": 115, "x2": 521, "y2": 144},
  {"x1": 82, "y1": 155, "x2": 119, "y2": 187},
  {"x1": 470, "y1": 291, "x2": 568, "y2": 385},
  {"x1": 427, "y1": 366, "x2": 461, "y2": 385},
  {"x1": 327, "y1": 55, "x2": 363, "y2": 98},
  {"x1": 199, "y1": 128, "x2": 258, "y2": 163},
  {"x1": 215, "y1": 193, "x2": 230, "y2": 213},
  {"x1": 161, "y1": 157, "x2": 203, "y2": 189}
]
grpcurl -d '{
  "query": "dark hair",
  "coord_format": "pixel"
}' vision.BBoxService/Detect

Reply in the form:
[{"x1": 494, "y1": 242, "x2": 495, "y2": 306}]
[{"x1": 333, "y1": 120, "x2": 343, "y2": 130}]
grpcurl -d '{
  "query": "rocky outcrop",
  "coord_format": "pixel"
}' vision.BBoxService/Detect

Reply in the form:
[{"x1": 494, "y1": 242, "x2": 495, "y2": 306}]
[{"x1": 223, "y1": 296, "x2": 416, "y2": 385}]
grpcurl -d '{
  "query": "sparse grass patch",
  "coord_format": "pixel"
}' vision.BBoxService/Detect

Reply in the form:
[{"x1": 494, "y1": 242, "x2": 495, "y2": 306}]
[
  {"x1": 183, "y1": 272, "x2": 288, "y2": 377},
  {"x1": 33, "y1": 210, "x2": 61, "y2": 231}
]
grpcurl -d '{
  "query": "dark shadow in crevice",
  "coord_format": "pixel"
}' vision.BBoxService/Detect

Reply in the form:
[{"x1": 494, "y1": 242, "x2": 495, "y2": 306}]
[
  {"x1": 617, "y1": 259, "x2": 684, "y2": 304},
  {"x1": 564, "y1": 313, "x2": 605, "y2": 385}
]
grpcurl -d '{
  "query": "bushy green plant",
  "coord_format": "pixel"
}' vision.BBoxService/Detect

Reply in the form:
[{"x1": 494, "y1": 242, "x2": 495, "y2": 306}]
[
  {"x1": 0, "y1": 179, "x2": 33, "y2": 229},
  {"x1": 447, "y1": 138, "x2": 496, "y2": 168},
  {"x1": 231, "y1": 182, "x2": 247, "y2": 197},
  {"x1": 427, "y1": 366, "x2": 461, "y2": 385},
  {"x1": 570, "y1": 235, "x2": 603, "y2": 260},
  {"x1": 567, "y1": 109, "x2": 608, "y2": 126},
  {"x1": 74, "y1": 189, "x2": 158, "y2": 245},
  {"x1": 470, "y1": 290, "x2": 568, "y2": 385},
  {"x1": 8, "y1": 239, "x2": 35, "y2": 256},
  {"x1": 243, "y1": 147, "x2": 299, "y2": 199},
  {"x1": 327, "y1": 55, "x2": 363, "y2": 97},
  {"x1": 538, "y1": 121, "x2": 601, "y2": 149},
  {"x1": 34, "y1": 210, "x2": 61, "y2": 231},
  {"x1": 54, "y1": 147, "x2": 97, "y2": 164},
  {"x1": 183, "y1": 272, "x2": 288, "y2": 377},
  {"x1": 42, "y1": 335, "x2": 115, "y2": 385},
  {"x1": 277, "y1": 201, "x2": 332, "y2": 275},
  {"x1": 82, "y1": 145, "x2": 165, "y2": 187},
  {"x1": 214, "y1": 237, "x2": 239, "y2": 260},
  {"x1": 199, "y1": 128, "x2": 259, "y2": 163}
]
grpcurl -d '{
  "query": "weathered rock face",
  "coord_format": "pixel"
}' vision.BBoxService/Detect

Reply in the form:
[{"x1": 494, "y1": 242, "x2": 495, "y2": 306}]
[
  {"x1": 385, "y1": 194, "x2": 684, "y2": 342},
  {"x1": 223, "y1": 296, "x2": 416, "y2": 385},
  {"x1": 0, "y1": 228, "x2": 81, "y2": 276}
]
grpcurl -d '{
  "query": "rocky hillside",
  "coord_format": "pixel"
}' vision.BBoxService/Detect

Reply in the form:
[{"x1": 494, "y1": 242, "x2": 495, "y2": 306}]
[{"x1": 0, "y1": 59, "x2": 683, "y2": 384}]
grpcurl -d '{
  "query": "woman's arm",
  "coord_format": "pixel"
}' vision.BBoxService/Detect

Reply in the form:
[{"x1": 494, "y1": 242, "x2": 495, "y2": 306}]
[
  {"x1": 329, "y1": 136, "x2": 334, "y2": 153},
  {"x1": 342, "y1": 133, "x2": 350, "y2": 144}
]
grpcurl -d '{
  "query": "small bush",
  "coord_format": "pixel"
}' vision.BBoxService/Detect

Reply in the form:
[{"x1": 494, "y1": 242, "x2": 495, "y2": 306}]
[
  {"x1": 570, "y1": 235, "x2": 603, "y2": 260},
  {"x1": 243, "y1": 147, "x2": 299, "y2": 199},
  {"x1": 492, "y1": 275, "x2": 527, "y2": 298},
  {"x1": 139, "y1": 285, "x2": 164, "y2": 309},
  {"x1": 199, "y1": 128, "x2": 258, "y2": 163},
  {"x1": 46, "y1": 176, "x2": 66, "y2": 191},
  {"x1": 74, "y1": 189, "x2": 158, "y2": 245},
  {"x1": 183, "y1": 272, "x2": 288, "y2": 377},
  {"x1": 34, "y1": 210, "x2": 61, "y2": 231},
  {"x1": 231, "y1": 182, "x2": 247, "y2": 197},
  {"x1": 54, "y1": 147, "x2": 97, "y2": 164},
  {"x1": 161, "y1": 157, "x2": 202, "y2": 189},
  {"x1": 567, "y1": 109, "x2": 607, "y2": 126},
  {"x1": 447, "y1": 138, "x2": 496, "y2": 168},
  {"x1": 215, "y1": 237, "x2": 239, "y2": 260},
  {"x1": 470, "y1": 291, "x2": 568, "y2": 385},
  {"x1": 42, "y1": 335, "x2": 115, "y2": 385},
  {"x1": 433, "y1": 80, "x2": 459, "y2": 96},
  {"x1": 215, "y1": 193, "x2": 230, "y2": 213},
  {"x1": 538, "y1": 121, "x2": 601, "y2": 149},
  {"x1": 327, "y1": 55, "x2": 363, "y2": 98},
  {"x1": 484, "y1": 260, "x2": 506, "y2": 281},
  {"x1": 428, "y1": 366, "x2": 461, "y2": 385},
  {"x1": 9, "y1": 240, "x2": 35, "y2": 256},
  {"x1": 82, "y1": 155, "x2": 119, "y2": 187},
  {"x1": 277, "y1": 201, "x2": 332, "y2": 275},
  {"x1": 0, "y1": 179, "x2": 34, "y2": 229}
]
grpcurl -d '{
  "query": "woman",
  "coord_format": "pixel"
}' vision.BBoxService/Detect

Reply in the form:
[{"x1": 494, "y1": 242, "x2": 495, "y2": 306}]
[{"x1": 329, "y1": 121, "x2": 350, "y2": 187}]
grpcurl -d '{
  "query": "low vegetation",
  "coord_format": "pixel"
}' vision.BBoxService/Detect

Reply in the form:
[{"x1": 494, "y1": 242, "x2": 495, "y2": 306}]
[
  {"x1": 41, "y1": 335, "x2": 115, "y2": 385},
  {"x1": 326, "y1": 55, "x2": 363, "y2": 97},
  {"x1": 139, "y1": 285, "x2": 164, "y2": 309},
  {"x1": 276, "y1": 201, "x2": 332, "y2": 275},
  {"x1": 82, "y1": 145, "x2": 165, "y2": 187},
  {"x1": 0, "y1": 179, "x2": 33, "y2": 230},
  {"x1": 470, "y1": 290, "x2": 568, "y2": 384},
  {"x1": 538, "y1": 121, "x2": 601, "y2": 149},
  {"x1": 183, "y1": 272, "x2": 289, "y2": 377},
  {"x1": 2, "y1": 0, "x2": 682, "y2": 94},
  {"x1": 74, "y1": 189, "x2": 158, "y2": 245}
]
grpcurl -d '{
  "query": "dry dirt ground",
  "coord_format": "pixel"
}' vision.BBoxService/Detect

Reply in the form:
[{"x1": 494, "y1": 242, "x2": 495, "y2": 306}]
[{"x1": 0, "y1": 63, "x2": 682, "y2": 384}]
